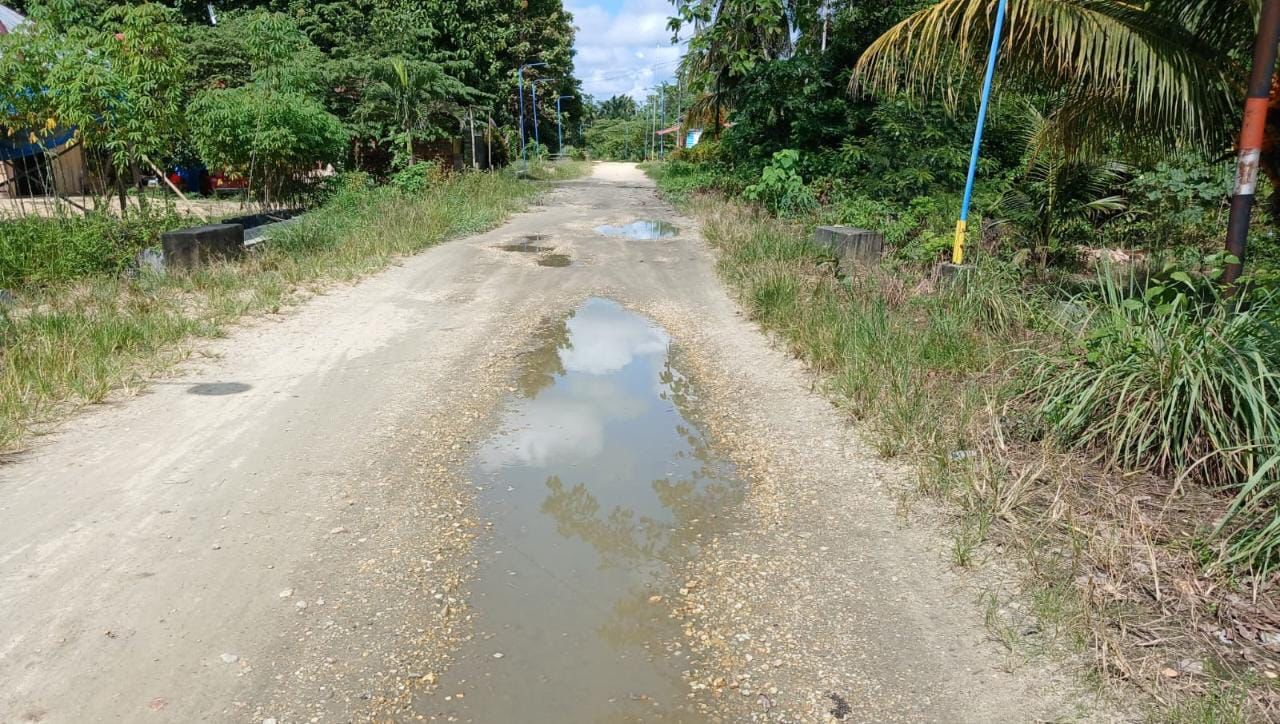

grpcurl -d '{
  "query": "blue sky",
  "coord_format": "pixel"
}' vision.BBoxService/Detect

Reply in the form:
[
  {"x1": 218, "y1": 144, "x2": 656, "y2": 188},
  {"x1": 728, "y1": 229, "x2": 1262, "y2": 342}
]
[{"x1": 568, "y1": 0, "x2": 686, "y2": 101}]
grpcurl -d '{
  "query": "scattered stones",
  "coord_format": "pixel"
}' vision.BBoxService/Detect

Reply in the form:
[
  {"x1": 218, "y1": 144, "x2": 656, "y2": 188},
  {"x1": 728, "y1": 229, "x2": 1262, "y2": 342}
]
[
  {"x1": 279, "y1": 588, "x2": 294, "y2": 598},
  {"x1": 220, "y1": 653, "x2": 240, "y2": 664}
]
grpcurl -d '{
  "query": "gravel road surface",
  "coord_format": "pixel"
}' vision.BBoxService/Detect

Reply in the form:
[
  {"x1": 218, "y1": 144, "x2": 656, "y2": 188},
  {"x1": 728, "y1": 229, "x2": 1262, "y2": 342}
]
[{"x1": 0, "y1": 163, "x2": 1080, "y2": 723}]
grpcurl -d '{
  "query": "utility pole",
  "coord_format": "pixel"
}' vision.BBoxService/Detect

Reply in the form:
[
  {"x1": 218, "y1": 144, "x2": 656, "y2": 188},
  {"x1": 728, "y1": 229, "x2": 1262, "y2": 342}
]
[
  {"x1": 516, "y1": 62, "x2": 547, "y2": 165},
  {"x1": 556, "y1": 95, "x2": 573, "y2": 155},
  {"x1": 950, "y1": 0, "x2": 1008, "y2": 266},
  {"x1": 531, "y1": 78, "x2": 554, "y2": 154},
  {"x1": 651, "y1": 90, "x2": 658, "y2": 160},
  {"x1": 468, "y1": 108, "x2": 477, "y2": 170},
  {"x1": 1224, "y1": 0, "x2": 1280, "y2": 288},
  {"x1": 820, "y1": 1, "x2": 829, "y2": 52},
  {"x1": 659, "y1": 84, "x2": 666, "y2": 158}
]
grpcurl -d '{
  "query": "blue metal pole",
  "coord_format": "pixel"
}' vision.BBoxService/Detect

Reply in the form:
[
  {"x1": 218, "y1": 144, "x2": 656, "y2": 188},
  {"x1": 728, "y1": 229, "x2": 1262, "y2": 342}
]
[
  {"x1": 517, "y1": 62, "x2": 547, "y2": 166},
  {"x1": 531, "y1": 80, "x2": 540, "y2": 153},
  {"x1": 557, "y1": 95, "x2": 573, "y2": 153},
  {"x1": 952, "y1": 0, "x2": 1008, "y2": 265},
  {"x1": 517, "y1": 69, "x2": 526, "y2": 163}
]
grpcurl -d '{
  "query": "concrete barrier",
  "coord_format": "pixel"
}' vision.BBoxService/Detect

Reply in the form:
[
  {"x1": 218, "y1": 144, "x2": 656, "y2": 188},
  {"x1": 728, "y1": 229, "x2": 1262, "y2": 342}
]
[
  {"x1": 161, "y1": 223, "x2": 245, "y2": 269},
  {"x1": 811, "y1": 226, "x2": 884, "y2": 273}
]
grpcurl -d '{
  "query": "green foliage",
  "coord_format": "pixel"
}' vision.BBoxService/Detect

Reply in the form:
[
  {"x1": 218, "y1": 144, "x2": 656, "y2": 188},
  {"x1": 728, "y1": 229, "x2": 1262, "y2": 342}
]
[
  {"x1": 388, "y1": 161, "x2": 446, "y2": 194},
  {"x1": 1, "y1": 2, "x2": 189, "y2": 191},
  {"x1": 597, "y1": 95, "x2": 638, "y2": 120},
  {"x1": 743, "y1": 149, "x2": 816, "y2": 215},
  {"x1": 0, "y1": 207, "x2": 187, "y2": 288},
  {"x1": 561, "y1": 145, "x2": 586, "y2": 161},
  {"x1": 355, "y1": 56, "x2": 482, "y2": 168},
  {"x1": 584, "y1": 118, "x2": 650, "y2": 161},
  {"x1": 1103, "y1": 156, "x2": 1231, "y2": 253},
  {"x1": 1027, "y1": 265, "x2": 1280, "y2": 573},
  {"x1": 188, "y1": 87, "x2": 347, "y2": 199}
]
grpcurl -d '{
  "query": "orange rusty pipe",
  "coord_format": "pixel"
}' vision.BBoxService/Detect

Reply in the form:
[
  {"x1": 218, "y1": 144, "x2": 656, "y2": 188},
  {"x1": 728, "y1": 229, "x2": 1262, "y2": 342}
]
[{"x1": 1224, "y1": 0, "x2": 1280, "y2": 288}]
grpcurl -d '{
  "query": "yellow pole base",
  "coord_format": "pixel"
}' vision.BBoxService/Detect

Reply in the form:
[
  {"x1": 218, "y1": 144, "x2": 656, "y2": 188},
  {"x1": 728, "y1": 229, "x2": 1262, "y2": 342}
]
[{"x1": 951, "y1": 220, "x2": 967, "y2": 265}]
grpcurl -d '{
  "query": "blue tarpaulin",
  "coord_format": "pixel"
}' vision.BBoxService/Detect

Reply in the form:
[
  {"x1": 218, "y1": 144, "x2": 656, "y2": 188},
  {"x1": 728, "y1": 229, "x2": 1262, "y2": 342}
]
[{"x1": 0, "y1": 128, "x2": 77, "y2": 161}]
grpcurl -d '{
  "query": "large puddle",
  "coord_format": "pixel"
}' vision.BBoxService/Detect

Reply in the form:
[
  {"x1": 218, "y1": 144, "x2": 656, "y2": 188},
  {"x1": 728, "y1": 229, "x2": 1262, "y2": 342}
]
[
  {"x1": 594, "y1": 220, "x2": 679, "y2": 240},
  {"x1": 418, "y1": 298, "x2": 742, "y2": 722}
]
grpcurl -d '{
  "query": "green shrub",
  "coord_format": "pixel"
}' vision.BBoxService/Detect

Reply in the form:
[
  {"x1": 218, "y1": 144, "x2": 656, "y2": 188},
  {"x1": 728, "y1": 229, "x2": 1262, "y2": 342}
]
[
  {"x1": 389, "y1": 161, "x2": 446, "y2": 194},
  {"x1": 1026, "y1": 266, "x2": 1280, "y2": 573},
  {"x1": 743, "y1": 149, "x2": 816, "y2": 216},
  {"x1": 0, "y1": 207, "x2": 188, "y2": 288}
]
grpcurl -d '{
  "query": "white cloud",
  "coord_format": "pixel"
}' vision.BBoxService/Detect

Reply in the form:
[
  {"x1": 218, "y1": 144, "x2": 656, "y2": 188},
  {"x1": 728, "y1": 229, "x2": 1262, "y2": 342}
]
[
  {"x1": 568, "y1": 0, "x2": 689, "y2": 100},
  {"x1": 559, "y1": 309, "x2": 669, "y2": 375}
]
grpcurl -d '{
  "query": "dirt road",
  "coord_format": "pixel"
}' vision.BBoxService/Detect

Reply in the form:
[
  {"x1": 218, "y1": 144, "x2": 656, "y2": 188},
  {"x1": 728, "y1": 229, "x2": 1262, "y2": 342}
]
[{"x1": 0, "y1": 163, "x2": 1077, "y2": 723}]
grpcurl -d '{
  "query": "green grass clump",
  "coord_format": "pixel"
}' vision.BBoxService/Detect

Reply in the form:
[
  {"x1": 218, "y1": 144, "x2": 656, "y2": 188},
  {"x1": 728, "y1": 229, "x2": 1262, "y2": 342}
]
[
  {"x1": 0, "y1": 206, "x2": 191, "y2": 288},
  {"x1": 1026, "y1": 270, "x2": 1280, "y2": 574},
  {"x1": 0, "y1": 167, "x2": 581, "y2": 451}
]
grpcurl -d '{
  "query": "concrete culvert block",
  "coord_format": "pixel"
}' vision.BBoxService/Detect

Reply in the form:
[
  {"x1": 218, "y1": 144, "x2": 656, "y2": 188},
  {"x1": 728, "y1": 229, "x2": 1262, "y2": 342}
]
[
  {"x1": 161, "y1": 223, "x2": 245, "y2": 269},
  {"x1": 812, "y1": 226, "x2": 885, "y2": 273}
]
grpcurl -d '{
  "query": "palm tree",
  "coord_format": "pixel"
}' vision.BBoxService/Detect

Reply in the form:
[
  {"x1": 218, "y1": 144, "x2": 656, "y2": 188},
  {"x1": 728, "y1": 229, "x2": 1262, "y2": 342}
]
[
  {"x1": 670, "y1": 0, "x2": 796, "y2": 136},
  {"x1": 359, "y1": 57, "x2": 482, "y2": 166},
  {"x1": 851, "y1": 1, "x2": 1253, "y2": 161}
]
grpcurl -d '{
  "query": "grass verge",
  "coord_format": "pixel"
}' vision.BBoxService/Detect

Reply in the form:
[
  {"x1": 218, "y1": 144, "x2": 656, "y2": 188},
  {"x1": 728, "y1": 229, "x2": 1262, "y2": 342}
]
[
  {"x1": 661, "y1": 186, "x2": 1280, "y2": 722},
  {"x1": 0, "y1": 161, "x2": 589, "y2": 452}
]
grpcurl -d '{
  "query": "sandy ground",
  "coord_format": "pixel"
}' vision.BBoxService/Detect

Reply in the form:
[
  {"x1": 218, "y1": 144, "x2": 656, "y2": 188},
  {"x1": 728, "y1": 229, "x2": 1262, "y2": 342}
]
[
  {"x1": 0, "y1": 163, "x2": 1086, "y2": 723},
  {"x1": 0, "y1": 195, "x2": 250, "y2": 220}
]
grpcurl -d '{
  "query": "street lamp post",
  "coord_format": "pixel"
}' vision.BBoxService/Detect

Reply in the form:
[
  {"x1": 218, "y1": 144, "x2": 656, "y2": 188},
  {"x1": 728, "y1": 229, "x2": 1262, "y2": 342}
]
[
  {"x1": 556, "y1": 95, "x2": 573, "y2": 155},
  {"x1": 531, "y1": 78, "x2": 555, "y2": 155},
  {"x1": 516, "y1": 62, "x2": 547, "y2": 164}
]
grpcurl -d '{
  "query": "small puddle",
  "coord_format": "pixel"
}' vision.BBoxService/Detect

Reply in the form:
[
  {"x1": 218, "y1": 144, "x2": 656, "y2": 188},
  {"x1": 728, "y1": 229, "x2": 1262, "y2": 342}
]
[
  {"x1": 419, "y1": 298, "x2": 741, "y2": 722},
  {"x1": 537, "y1": 253, "x2": 571, "y2": 267},
  {"x1": 497, "y1": 240, "x2": 554, "y2": 253},
  {"x1": 594, "y1": 220, "x2": 679, "y2": 240}
]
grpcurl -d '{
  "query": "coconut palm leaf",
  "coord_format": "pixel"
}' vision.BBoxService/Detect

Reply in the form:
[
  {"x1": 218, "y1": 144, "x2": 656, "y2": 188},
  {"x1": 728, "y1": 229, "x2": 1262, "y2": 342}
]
[{"x1": 851, "y1": 0, "x2": 1247, "y2": 151}]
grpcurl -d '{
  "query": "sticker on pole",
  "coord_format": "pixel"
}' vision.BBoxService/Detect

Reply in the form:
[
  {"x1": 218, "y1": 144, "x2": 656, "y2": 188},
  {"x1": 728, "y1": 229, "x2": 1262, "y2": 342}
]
[{"x1": 1235, "y1": 148, "x2": 1261, "y2": 196}]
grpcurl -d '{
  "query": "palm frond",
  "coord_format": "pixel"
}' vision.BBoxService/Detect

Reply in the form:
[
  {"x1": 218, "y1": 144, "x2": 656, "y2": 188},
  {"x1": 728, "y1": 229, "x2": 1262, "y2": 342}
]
[{"x1": 852, "y1": 0, "x2": 1244, "y2": 150}]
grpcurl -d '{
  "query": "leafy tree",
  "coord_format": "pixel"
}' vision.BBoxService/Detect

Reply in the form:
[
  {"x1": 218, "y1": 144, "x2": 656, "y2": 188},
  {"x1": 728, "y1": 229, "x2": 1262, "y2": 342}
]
[
  {"x1": 852, "y1": 1, "x2": 1245, "y2": 175},
  {"x1": 1, "y1": 2, "x2": 190, "y2": 211},
  {"x1": 355, "y1": 56, "x2": 484, "y2": 167},
  {"x1": 188, "y1": 88, "x2": 347, "y2": 202},
  {"x1": 585, "y1": 118, "x2": 650, "y2": 161},
  {"x1": 187, "y1": 11, "x2": 346, "y2": 200}
]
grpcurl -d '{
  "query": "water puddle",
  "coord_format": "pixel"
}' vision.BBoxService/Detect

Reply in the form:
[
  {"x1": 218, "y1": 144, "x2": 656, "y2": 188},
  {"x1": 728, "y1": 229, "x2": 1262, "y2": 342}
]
[
  {"x1": 594, "y1": 220, "x2": 679, "y2": 240},
  {"x1": 419, "y1": 298, "x2": 742, "y2": 722},
  {"x1": 537, "y1": 253, "x2": 572, "y2": 267},
  {"x1": 497, "y1": 240, "x2": 554, "y2": 253}
]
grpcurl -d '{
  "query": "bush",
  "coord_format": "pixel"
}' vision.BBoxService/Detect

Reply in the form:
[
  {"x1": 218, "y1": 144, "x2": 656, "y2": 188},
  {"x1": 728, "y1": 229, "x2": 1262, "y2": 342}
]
[
  {"x1": 562, "y1": 145, "x2": 586, "y2": 161},
  {"x1": 743, "y1": 149, "x2": 816, "y2": 216},
  {"x1": 0, "y1": 208, "x2": 188, "y2": 288},
  {"x1": 188, "y1": 86, "x2": 348, "y2": 202},
  {"x1": 389, "y1": 161, "x2": 446, "y2": 194},
  {"x1": 1026, "y1": 266, "x2": 1280, "y2": 573}
]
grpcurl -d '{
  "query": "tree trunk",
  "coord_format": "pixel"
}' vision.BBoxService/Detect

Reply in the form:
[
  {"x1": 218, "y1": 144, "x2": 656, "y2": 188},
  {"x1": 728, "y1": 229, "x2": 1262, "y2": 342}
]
[{"x1": 115, "y1": 173, "x2": 128, "y2": 216}]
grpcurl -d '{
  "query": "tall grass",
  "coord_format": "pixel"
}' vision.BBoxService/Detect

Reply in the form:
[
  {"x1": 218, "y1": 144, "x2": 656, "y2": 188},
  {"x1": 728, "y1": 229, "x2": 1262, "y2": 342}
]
[
  {"x1": 0, "y1": 166, "x2": 581, "y2": 452},
  {"x1": 692, "y1": 198, "x2": 1028, "y2": 463},
  {"x1": 0, "y1": 205, "x2": 192, "y2": 288},
  {"x1": 1026, "y1": 271, "x2": 1280, "y2": 574}
]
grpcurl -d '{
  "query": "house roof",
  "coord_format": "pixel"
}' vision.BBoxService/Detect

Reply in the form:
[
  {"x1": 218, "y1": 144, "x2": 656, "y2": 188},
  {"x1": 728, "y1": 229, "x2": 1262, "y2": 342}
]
[{"x1": 0, "y1": 4, "x2": 26, "y2": 34}]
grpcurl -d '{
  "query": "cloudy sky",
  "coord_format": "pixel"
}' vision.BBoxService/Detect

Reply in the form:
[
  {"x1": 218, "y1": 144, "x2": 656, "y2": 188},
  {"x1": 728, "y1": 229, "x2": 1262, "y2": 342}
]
[{"x1": 568, "y1": 0, "x2": 686, "y2": 101}]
